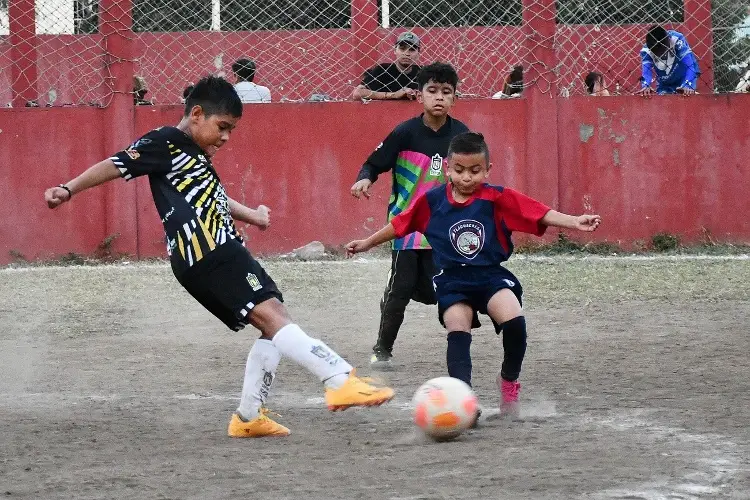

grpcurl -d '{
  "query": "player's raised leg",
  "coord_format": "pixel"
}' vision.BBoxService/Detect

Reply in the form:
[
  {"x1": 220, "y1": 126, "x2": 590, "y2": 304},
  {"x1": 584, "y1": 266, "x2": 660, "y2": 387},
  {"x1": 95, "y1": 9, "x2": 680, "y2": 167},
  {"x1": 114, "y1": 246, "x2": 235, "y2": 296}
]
[
  {"x1": 486, "y1": 289, "x2": 526, "y2": 417},
  {"x1": 250, "y1": 299, "x2": 395, "y2": 411}
]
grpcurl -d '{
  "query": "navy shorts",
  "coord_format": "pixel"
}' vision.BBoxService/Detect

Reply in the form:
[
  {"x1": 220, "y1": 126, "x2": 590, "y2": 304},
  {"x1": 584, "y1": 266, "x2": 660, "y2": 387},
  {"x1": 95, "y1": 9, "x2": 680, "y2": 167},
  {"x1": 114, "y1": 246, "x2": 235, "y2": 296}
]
[
  {"x1": 175, "y1": 240, "x2": 283, "y2": 331},
  {"x1": 433, "y1": 266, "x2": 523, "y2": 332}
]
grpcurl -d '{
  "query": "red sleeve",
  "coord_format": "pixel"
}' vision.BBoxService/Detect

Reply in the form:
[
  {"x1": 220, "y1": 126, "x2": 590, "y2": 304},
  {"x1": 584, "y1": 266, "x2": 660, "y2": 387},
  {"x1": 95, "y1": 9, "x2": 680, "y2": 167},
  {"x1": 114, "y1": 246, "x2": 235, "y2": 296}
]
[
  {"x1": 496, "y1": 188, "x2": 551, "y2": 236},
  {"x1": 391, "y1": 193, "x2": 431, "y2": 238}
]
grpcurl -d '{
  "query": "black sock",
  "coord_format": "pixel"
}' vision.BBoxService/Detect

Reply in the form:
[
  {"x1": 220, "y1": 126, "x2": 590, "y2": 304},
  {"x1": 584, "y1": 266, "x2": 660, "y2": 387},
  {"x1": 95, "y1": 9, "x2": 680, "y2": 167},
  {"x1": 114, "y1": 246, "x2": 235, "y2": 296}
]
[
  {"x1": 499, "y1": 316, "x2": 527, "y2": 381},
  {"x1": 446, "y1": 331, "x2": 472, "y2": 386}
]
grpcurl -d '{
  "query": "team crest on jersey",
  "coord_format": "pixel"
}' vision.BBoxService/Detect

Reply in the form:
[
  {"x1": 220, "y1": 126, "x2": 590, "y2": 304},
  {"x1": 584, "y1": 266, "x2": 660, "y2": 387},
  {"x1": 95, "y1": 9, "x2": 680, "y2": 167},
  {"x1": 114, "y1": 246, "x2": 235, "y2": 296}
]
[
  {"x1": 429, "y1": 154, "x2": 443, "y2": 176},
  {"x1": 246, "y1": 273, "x2": 262, "y2": 291},
  {"x1": 125, "y1": 148, "x2": 140, "y2": 160},
  {"x1": 449, "y1": 220, "x2": 485, "y2": 259}
]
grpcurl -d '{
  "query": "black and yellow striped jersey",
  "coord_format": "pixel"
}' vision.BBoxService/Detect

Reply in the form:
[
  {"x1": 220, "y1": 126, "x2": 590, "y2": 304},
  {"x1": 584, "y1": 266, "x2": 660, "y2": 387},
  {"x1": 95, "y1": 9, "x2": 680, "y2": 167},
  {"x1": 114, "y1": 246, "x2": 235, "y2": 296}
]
[{"x1": 110, "y1": 126, "x2": 241, "y2": 276}]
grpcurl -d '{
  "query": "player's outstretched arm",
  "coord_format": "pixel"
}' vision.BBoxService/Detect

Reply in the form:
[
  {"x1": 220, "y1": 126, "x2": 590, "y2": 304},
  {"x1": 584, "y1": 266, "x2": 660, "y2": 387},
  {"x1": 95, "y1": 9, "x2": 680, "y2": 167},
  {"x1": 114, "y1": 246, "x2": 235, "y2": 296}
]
[
  {"x1": 541, "y1": 210, "x2": 601, "y2": 232},
  {"x1": 228, "y1": 198, "x2": 270, "y2": 230},
  {"x1": 345, "y1": 223, "x2": 397, "y2": 256},
  {"x1": 44, "y1": 159, "x2": 122, "y2": 209}
]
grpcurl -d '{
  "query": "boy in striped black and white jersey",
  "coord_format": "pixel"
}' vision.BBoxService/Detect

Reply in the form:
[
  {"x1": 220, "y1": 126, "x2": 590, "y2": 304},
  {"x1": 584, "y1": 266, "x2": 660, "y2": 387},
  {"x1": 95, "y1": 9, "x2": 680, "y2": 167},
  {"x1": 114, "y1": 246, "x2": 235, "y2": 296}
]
[{"x1": 44, "y1": 76, "x2": 394, "y2": 438}]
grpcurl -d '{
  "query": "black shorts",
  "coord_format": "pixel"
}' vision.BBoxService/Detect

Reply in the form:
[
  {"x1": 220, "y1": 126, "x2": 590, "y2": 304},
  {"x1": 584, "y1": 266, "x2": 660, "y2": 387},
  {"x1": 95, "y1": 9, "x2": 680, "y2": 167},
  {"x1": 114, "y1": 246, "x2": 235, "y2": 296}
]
[
  {"x1": 175, "y1": 240, "x2": 283, "y2": 331},
  {"x1": 384, "y1": 249, "x2": 437, "y2": 305},
  {"x1": 434, "y1": 266, "x2": 523, "y2": 333}
]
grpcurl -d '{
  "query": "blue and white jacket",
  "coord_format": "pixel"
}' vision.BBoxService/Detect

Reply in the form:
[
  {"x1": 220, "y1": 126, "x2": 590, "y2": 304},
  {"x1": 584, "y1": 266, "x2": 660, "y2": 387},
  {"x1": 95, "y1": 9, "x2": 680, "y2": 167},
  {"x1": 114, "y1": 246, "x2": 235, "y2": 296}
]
[{"x1": 640, "y1": 30, "x2": 700, "y2": 93}]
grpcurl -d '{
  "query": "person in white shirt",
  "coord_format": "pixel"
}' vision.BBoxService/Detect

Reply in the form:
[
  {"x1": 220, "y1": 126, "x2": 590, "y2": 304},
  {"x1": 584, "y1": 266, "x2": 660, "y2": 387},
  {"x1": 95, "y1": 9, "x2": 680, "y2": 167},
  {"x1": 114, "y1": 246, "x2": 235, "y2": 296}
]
[{"x1": 232, "y1": 58, "x2": 272, "y2": 103}]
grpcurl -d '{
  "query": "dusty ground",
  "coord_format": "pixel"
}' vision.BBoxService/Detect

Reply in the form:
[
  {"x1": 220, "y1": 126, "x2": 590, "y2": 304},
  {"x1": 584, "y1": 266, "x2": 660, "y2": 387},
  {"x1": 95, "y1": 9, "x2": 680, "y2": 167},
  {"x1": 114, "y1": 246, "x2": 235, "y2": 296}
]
[{"x1": 1, "y1": 256, "x2": 749, "y2": 500}]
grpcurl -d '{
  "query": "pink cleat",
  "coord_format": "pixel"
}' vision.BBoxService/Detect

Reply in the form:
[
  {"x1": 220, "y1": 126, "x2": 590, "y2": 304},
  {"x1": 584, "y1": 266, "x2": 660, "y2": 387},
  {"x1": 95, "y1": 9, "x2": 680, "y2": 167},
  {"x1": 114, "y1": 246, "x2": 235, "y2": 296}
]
[{"x1": 497, "y1": 374, "x2": 521, "y2": 418}]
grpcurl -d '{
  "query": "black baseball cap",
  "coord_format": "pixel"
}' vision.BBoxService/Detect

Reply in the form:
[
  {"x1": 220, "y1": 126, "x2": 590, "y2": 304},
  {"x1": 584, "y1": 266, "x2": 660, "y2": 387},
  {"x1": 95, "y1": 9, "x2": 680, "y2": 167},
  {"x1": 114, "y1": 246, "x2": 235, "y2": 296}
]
[{"x1": 396, "y1": 32, "x2": 421, "y2": 50}]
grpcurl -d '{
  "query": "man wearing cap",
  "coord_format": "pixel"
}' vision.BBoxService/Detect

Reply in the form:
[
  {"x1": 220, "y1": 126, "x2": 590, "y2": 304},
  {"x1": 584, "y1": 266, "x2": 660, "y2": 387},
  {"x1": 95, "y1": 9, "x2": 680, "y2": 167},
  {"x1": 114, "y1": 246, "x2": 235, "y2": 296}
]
[{"x1": 352, "y1": 32, "x2": 422, "y2": 101}]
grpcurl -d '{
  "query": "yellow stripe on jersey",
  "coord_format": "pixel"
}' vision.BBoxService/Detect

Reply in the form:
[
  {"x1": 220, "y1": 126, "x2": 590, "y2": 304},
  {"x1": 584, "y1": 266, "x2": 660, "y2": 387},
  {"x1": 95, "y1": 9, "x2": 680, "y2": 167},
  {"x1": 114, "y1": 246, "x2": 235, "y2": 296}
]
[
  {"x1": 206, "y1": 215, "x2": 217, "y2": 238},
  {"x1": 176, "y1": 177, "x2": 194, "y2": 192},
  {"x1": 197, "y1": 218, "x2": 217, "y2": 251},
  {"x1": 195, "y1": 180, "x2": 216, "y2": 208},
  {"x1": 177, "y1": 233, "x2": 185, "y2": 260},
  {"x1": 181, "y1": 158, "x2": 196, "y2": 171},
  {"x1": 191, "y1": 231, "x2": 203, "y2": 262},
  {"x1": 203, "y1": 198, "x2": 220, "y2": 226}
]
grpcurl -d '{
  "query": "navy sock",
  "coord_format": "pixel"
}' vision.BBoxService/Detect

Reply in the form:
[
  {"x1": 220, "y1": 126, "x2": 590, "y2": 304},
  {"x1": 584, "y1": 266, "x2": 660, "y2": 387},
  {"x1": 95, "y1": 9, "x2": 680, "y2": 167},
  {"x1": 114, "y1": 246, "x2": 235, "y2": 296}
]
[
  {"x1": 446, "y1": 331, "x2": 472, "y2": 386},
  {"x1": 499, "y1": 316, "x2": 527, "y2": 382}
]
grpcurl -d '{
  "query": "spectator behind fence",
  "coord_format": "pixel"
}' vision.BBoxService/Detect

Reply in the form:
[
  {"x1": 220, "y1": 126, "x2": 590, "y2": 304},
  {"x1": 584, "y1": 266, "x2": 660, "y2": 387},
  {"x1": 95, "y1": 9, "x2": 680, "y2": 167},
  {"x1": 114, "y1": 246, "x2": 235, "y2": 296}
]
[
  {"x1": 133, "y1": 76, "x2": 153, "y2": 105},
  {"x1": 737, "y1": 67, "x2": 750, "y2": 93},
  {"x1": 492, "y1": 65, "x2": 523, "y2": 99},
  {"x1": 182, "y1": 85, "x2": 194, "y2": 104},
  {"x1": 232, "y1": 58, "x2": 272, "y2": 103},
  {"x1": 585, "y1": 71, "x2": 610, "y2": 96},
  {"x1": 352, "y1": 32, "x2": 421, "y2": 101},
  {"x1": 637, "y1": 26, "x2": 699, "y2": 97}
]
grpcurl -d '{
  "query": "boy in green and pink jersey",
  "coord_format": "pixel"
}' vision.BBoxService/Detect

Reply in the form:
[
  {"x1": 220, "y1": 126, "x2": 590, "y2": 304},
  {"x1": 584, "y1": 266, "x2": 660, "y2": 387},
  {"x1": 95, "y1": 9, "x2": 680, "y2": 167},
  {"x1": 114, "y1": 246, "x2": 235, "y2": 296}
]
[{"x1": 350, "y1": 62, "x2": 469, "y2": 369}]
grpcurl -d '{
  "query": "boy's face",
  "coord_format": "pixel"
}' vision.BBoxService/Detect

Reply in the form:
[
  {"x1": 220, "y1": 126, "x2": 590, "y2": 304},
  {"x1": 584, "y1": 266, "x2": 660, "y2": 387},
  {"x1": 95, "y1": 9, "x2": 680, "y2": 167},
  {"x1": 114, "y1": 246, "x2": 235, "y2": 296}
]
[
  {"x1": 652, "y1": 43, "x2": 669, "y2": 58},
  {"x1": 418, "y1": 79, "x2": 456, "y2": 118},
  {"x1": 447, "y1": 152, "x2": 489, "y2": 196},
  {"x1": 187, "y1": 106, "x2": 239, "y2": 157},
  {"x1": 395, "y1": 43, "x2": 419, "y2": 69}
]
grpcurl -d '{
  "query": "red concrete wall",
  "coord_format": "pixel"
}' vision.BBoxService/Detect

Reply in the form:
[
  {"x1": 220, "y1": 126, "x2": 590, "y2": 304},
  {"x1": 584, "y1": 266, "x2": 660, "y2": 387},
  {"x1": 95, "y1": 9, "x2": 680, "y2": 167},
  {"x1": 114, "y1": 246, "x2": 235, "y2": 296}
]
[
  {"x1": 131, "y1": 99, "x2": 529, "y2": 258},
  {"x1": 557, "y1": 95, "x2": 750, "y2": 245},
  {"x1": 1, "y1": 96, "x2": 749, "y2": 265},
  {"x1": 0, "y1": 107, "x2": 108, "y2": 261}
]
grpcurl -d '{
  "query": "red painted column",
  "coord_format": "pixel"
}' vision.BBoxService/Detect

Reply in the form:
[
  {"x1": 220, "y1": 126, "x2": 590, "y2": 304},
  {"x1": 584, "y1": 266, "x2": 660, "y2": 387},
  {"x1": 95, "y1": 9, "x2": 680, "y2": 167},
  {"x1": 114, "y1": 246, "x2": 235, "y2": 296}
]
[
  {"x1": 351, "y1": 0, "x2": 380, "y2": 89},
  {"x1": 683, "y1": 0, "x2": 714, "y2": 92},
  {"x1": 9, "y1": 0, "x2": 38, "y2": 107},
  {"x1": 522, "y1": 0, "x2": 559, "y2": 211},
  {"x1": 100, "y1": 0, "x2": 139, "y2": 257}
]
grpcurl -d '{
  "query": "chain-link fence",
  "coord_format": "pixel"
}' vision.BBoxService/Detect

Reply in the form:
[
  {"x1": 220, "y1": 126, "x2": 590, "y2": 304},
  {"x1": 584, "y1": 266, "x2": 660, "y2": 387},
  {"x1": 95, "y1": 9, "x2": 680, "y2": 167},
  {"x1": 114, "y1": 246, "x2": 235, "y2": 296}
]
[
  {"x1": 555, "y1": 0, "x2": 750, "y2": 96},
  {"x1": 0, "y1": 0, "x2": 748, "y2": 106}
]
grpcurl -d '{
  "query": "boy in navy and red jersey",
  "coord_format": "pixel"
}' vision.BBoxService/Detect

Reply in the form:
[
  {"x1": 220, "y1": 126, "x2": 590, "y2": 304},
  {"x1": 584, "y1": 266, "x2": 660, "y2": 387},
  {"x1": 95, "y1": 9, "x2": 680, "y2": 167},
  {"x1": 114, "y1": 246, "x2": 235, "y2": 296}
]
[{"x1": 347, "y1": 132, "x2": 601, "y2": 415}]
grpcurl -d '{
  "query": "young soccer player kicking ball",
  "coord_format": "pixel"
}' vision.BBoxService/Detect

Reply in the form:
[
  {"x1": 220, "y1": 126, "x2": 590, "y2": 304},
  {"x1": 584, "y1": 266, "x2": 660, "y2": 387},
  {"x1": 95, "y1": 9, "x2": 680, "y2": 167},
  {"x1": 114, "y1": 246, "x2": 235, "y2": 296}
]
[
  {"x1": 44, "y1": 76, "x2": 394, "y2": 438},
  {"x1": 346, "y1": 132, "x2": 600, "y2": 416},
  {"x1": 350, "y1": 62, "x2": 469, "y2": 370}
]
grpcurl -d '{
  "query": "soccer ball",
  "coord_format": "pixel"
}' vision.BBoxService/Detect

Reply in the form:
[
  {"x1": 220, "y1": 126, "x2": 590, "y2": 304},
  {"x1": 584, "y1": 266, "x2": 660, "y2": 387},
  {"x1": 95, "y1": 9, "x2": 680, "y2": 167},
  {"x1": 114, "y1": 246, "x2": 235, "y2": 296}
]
[{"x1": 412, "y1": 377, "x2": 478, "y2": 441}]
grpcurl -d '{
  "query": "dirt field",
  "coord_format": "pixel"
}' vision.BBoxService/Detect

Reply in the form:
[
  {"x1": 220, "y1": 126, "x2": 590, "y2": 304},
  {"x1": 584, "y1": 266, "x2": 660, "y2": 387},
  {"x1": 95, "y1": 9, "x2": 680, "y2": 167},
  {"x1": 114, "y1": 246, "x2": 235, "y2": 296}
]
[{"x1": 1, "y1": 256, "x2": 749, "y2": 500}]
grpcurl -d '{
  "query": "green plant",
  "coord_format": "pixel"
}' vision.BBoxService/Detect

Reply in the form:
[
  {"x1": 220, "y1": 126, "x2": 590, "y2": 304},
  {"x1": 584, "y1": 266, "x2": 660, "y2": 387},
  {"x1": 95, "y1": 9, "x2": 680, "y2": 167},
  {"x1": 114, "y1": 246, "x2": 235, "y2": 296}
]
[{"x1": 651, "y1": 232, "x2": 680, "y2": 252}]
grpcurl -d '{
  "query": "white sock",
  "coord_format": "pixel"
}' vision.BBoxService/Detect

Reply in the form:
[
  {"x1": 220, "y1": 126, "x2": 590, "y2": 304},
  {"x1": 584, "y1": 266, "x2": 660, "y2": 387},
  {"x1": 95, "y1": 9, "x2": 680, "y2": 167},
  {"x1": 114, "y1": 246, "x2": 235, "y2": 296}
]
[
  {"x1": 237, "y1": 339, "x2": 281, "y2": 420},
  {"x1": 272, "y1": 324, "x2": 352, "y2": 389}
]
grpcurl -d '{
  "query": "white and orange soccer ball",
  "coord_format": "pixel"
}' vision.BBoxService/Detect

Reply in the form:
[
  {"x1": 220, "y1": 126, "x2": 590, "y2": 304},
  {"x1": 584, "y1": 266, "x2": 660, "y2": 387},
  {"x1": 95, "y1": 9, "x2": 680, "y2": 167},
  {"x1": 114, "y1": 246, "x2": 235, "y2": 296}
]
[{"x1": 412, "y1": 377, "x2": 478, "y2": 441}]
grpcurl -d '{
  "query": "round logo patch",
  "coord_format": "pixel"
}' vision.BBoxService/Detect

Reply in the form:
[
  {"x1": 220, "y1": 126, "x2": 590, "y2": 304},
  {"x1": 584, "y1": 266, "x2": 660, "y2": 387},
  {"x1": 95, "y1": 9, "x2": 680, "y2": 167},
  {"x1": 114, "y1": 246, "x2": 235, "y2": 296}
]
[{"x1": 449, "y1": 220, "x2": 485, "y2": 259}]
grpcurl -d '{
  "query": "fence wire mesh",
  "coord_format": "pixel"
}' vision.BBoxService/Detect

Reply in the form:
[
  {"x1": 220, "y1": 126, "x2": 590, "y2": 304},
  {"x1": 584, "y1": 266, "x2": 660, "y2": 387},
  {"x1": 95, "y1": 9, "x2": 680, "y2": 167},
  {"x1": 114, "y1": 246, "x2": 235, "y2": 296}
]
[{"x1": 0, "y1": 0, "x2": 748, "y2": 106}]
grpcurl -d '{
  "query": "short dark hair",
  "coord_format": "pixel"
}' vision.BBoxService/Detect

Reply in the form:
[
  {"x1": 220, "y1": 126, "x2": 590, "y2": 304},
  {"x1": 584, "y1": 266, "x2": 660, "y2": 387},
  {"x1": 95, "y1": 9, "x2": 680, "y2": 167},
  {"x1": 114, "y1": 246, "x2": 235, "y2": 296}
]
[
  {"x1": 646, "y1": 25, "x2": 669, "y2": 53},
  {"x1": 184, "y1": 76, "x2": 242, "y2": 118},
  {"x1": 448, "y1": 132, "x2": 490, "y2": 164},
  {"x1": 232, "y1": 58, "x2": 256, "y2": 82},
  {"x1": 182, "y1": 85, "x2": 194, "y2": 100},
  {"x1": 417, "y1": 62, "x2": 459, "y2": 92},
  {"x1": 584, "y1": 71, "x2": 602, "y2": 94}
]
